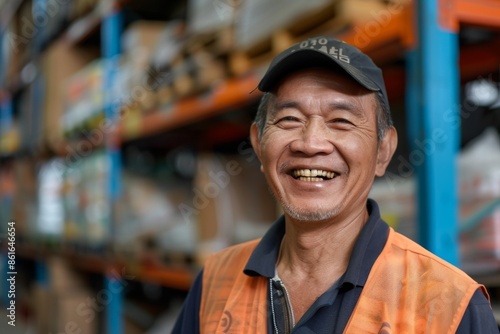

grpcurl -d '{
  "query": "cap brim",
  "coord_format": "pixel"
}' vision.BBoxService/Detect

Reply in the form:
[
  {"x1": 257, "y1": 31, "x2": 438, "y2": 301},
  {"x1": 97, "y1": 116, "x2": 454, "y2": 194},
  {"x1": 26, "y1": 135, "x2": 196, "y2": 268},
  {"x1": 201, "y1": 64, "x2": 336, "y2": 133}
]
[{"x1": 258, "y1": 48, "x2": 380, "y2": 93}]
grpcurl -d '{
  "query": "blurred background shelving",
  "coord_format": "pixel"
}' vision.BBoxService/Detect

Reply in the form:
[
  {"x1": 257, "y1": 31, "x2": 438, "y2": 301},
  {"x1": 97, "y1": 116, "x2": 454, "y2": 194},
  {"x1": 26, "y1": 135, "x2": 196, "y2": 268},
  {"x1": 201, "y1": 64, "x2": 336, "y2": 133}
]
[{"x1": 1, "y1": 0, "x2": 500, "y2": 332}]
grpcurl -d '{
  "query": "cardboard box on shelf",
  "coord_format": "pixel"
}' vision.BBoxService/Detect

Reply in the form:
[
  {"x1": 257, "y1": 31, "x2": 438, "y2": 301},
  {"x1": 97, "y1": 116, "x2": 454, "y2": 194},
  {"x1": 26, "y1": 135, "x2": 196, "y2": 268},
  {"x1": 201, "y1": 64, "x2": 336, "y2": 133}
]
[
  {"x1": 230, "y1": 0, "x2": 351, "y2": 76},
  {"x1": 116, "y1": 149, "x2": 277, "y2": 265},
  {"x1": 122, "y1": 21, "x2": 169, "y2": 72},
  {"x1": 32, "y1": 257, "x2": 98, "y2": 333},
  {"x1": 48, "y1": 256, "x2": 88, "y2": 291},
  {"x1": 33, "y1": 284, "x2": 52, "y2": 334},
  {"x1": 43, "y1": 256, "x2": 98, "y2": 333},
  {"x1": 62, "y1": 59, "x2": 105, "y2": 136},
  {"x1": 40, "y1": 38, "x2": 99, "y2": 152},
  {"x1": 11, "y1": 157, "x2": 38, "y2": 237},
  {"x1": 235, "y1": 0, "x2": 336, "y2": 51},
  {"x1": 120, "y1": 21, "x2": 177, "y2": 113},
  {"x1": 4, "y1": 22, "x2": 23, "y2": 88},
  {"x1": 50, "y1": 288, "x2": 98, "y2": 334},
  {"x1": 116, "y1": 170, "x2": 196, "y2": 257}
]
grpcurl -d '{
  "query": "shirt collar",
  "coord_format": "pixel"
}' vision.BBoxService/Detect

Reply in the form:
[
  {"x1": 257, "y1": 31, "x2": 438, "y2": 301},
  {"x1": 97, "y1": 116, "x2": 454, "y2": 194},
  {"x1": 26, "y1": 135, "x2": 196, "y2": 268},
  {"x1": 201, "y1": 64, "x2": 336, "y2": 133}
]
[{"x1": 243, "y1": 199, "x2": 389, "y2": 288}]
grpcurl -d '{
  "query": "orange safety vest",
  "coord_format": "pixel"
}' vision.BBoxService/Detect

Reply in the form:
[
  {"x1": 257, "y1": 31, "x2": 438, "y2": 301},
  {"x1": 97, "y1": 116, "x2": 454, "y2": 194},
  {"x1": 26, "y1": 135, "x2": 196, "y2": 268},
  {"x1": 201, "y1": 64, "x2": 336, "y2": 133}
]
[{"x1": 200, "y1": 228, "x2": 489, "y2": 333}]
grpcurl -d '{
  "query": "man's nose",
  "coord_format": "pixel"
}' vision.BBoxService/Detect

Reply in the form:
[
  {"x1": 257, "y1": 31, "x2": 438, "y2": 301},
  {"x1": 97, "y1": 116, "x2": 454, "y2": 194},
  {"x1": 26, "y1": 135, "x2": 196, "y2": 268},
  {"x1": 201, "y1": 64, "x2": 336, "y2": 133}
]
[{"x1": 289, "y1": 119, "x2": 334, "y2": 156}]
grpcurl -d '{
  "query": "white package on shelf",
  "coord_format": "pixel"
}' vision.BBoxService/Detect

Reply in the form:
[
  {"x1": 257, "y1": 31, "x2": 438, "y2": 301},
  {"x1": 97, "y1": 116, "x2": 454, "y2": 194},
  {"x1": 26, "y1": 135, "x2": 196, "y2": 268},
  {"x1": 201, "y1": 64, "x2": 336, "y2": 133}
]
[{"x1": 458, "y1": 128, "x2": 500, "y2": 266}]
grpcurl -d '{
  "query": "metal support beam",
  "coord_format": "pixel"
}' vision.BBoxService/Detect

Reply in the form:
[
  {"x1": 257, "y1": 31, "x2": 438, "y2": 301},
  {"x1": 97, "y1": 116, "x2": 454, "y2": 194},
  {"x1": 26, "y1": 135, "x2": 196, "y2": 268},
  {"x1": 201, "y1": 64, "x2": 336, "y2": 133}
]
[
  {"x1": 102, "y1": 7, "x2": 123, "y2": 334},
  {"x1": 105, "y1": 273, "x2": 123, "y2": 334},
  {"x1": 407, "y1": 0, "x2": 460, "y2": 265}
]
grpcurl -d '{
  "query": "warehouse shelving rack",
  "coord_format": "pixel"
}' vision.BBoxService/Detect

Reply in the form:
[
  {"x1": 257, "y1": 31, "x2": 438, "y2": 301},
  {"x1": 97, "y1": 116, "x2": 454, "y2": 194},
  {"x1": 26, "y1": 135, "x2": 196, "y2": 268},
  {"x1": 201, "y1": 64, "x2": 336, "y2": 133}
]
[{"x1": 1, "y1": 0, "x2": 500, "y2": 331}]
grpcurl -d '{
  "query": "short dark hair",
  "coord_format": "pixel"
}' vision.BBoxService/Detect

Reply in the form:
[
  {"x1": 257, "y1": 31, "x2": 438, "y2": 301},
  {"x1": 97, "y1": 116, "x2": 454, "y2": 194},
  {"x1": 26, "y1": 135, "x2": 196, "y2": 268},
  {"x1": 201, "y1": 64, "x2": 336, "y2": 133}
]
[{"x1": 254, "y1": 91, "x2": 393, "y2": 141}]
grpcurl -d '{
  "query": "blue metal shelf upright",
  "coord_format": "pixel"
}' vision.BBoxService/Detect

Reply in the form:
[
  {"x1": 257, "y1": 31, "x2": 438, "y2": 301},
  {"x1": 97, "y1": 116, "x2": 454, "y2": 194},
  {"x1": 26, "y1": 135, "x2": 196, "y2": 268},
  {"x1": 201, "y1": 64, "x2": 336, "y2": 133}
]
[
  {"x1": 407, "y1": 0, "x2": 460, "y2": 265},
  {"x1": 407, "y1": 0, "x2": 500, "y2": 266},
  {"x1": 101, "y1": 3, "x2": 124, "y2": 334}
]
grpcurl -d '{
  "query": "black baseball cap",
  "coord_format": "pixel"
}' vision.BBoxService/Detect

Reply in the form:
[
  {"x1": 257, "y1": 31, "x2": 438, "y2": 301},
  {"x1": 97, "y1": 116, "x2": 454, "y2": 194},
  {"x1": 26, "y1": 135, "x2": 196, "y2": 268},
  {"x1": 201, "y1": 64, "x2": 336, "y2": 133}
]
[{"x1": 258, "y1": 36, "x2": 389, "y2": 111}]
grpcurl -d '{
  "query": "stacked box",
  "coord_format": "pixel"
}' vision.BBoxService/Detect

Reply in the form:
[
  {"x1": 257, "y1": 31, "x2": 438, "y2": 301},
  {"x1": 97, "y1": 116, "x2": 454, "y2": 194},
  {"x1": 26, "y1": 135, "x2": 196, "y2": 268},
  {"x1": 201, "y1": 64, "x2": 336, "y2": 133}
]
[
  {"x1": 61, "y1": 150, "x2": 109, "y2": 245},
  {"x1": 11, "y1": 157, "x2": 38, "y2": 237},
  {"x1": 14, "y1": 1, "x2": 35, "y2": 73},
  {"x1": 193, "y1": 152, "x2": 277, "y2": 263},
  {"x1": 120, "y1": 21, "x2": 169, "y2": 113},
  {"x1": 115, "y1": 149, "x2": 278, "y2": 263},
  {"x1": 36, "y1": 158, "x2": 65, "y2": 237},
  {"x1": 46, "y1": 257, "x2": 98, "y2": 333},
  {"x1": 41, "y1": 38, "x2": 99, "y2": 151},
  {"x1": 62, "y1": 59, "x2": 104, "y2": 137},
  {"x1": 116, "y1": 170, "x2": 195, "y2": 254},
  {"x1": 235, "y1": 0, "x2": 334, "y2": 50},
  {"x1": 1, "y1": 23, "x2": 20, "y2": 87}
]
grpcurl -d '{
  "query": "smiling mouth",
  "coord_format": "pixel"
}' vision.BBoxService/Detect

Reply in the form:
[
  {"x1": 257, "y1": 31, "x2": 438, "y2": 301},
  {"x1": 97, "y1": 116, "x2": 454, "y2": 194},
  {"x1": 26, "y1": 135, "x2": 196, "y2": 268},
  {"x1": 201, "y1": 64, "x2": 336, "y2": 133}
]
[{"x1": 292, "y1": 169, "x2": 337, "y2": 182}]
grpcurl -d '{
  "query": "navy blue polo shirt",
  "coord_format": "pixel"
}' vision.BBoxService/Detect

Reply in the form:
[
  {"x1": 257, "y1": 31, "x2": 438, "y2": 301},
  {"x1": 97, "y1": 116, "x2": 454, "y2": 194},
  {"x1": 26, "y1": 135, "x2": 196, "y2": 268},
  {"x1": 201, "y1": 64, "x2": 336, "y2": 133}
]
[{"x1": 172, "y1": 199, "x2": 498, "y2": 333}]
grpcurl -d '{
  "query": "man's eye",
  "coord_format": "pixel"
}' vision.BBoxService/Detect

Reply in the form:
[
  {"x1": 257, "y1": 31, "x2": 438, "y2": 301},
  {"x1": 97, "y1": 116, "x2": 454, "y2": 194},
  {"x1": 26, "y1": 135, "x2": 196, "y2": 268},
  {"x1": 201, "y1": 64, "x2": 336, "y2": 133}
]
[
  {"x1": 277, "y1": 116, "x2": 299, "y2": 122},
  {"x1": 332, "y1": 118, "x2": 353, "y2": 125}
]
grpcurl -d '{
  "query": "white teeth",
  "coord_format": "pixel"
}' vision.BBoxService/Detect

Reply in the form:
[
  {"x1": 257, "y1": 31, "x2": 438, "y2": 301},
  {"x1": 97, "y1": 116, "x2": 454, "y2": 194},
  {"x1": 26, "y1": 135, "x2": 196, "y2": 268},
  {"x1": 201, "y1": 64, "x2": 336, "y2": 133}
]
[
  {"x1": 298, "y1": 177, "x2": 323, "y2": 182},
  {"x1": 293, "y1": 169, "x2": 336, "y2": 181}
]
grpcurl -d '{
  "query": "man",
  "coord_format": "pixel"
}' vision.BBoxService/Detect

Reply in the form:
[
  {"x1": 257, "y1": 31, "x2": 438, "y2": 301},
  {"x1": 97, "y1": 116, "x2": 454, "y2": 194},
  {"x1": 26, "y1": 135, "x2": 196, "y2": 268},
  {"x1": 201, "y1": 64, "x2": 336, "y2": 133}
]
[{"x1": 173, "y1": 36, "x2": 498, "y2": 333}]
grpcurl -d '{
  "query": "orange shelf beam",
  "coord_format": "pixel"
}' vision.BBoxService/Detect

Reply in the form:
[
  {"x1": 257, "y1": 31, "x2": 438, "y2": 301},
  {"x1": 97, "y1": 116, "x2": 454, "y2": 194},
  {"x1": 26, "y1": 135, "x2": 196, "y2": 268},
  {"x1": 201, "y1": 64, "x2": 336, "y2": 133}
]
[
  {"x1": 119, "y1": 75, "x2": 262, "y2": 141},
  {"x1": 17, "y1": 243, "x2": 195, "y2": 290},
  {"x1": 440, "y1": 0, "x2": 500, "y2": 31},
  {"x1": 138, "y1": 265, "x2": 194, "y2": 291}
]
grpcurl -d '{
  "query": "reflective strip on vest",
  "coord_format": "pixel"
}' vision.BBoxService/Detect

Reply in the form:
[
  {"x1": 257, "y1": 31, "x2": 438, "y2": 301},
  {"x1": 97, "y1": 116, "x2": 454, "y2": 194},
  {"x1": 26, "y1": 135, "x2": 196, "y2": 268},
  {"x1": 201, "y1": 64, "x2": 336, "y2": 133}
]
[{"x1": 200, "y1": 229, "x2": 489, "y2": 333}]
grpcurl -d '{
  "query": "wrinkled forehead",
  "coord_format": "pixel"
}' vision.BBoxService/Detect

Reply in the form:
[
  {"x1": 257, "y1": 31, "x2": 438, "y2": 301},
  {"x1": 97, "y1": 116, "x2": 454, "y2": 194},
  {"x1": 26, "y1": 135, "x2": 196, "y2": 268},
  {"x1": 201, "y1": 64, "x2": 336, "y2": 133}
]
[{"x1": 271, "y1": 67, "x2": 374, "y2": 98}]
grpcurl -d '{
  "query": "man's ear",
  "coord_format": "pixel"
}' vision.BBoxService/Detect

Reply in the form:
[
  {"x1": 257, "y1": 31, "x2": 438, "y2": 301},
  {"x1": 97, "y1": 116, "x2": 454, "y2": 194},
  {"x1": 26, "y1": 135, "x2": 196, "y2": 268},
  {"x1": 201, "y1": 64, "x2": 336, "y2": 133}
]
[
  {"x1": 250, "y1": 123, "x2": 263, "y2": 172},
  {"x1": 375, "y1": 126, "x2": 398, "y2": 177}
]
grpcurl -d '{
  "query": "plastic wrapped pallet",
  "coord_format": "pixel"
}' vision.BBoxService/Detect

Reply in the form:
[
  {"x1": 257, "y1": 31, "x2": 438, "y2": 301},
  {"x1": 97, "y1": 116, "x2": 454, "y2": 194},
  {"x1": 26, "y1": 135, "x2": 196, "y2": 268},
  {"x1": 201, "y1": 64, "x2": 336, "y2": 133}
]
[
  {"x1": 187, "y1": 0, "x2": 239, "y2": 34},
  {"x1": 458, "y1": 128, "x2": 500, "y2": 270},
  {"x1": 235, "y1": 0, "x2": 334, "y2": 50},
  {"x1": 117, "y1": 171, "x2": 196, "y2": 254},
  {"x1": 369, "y1": 176, "x2": 416, "y2": 240}
]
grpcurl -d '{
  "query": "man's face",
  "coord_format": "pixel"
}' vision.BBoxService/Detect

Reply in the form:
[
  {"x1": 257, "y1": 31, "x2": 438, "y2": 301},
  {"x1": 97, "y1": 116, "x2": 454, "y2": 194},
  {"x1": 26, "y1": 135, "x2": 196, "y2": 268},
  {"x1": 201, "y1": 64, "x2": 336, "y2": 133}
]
[{"x1": 251, "y1": 68, "x2": 396, "y2": 223}]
